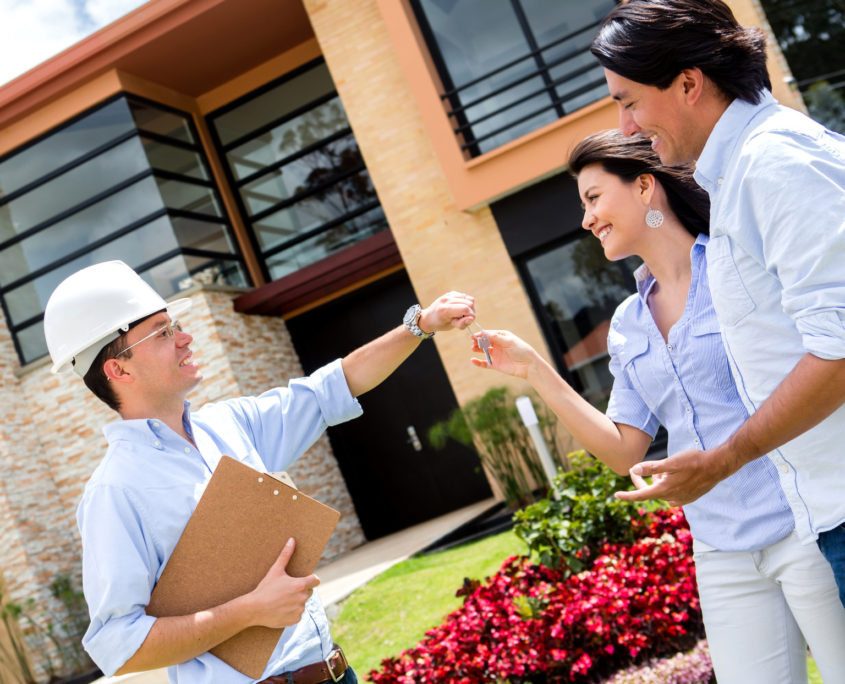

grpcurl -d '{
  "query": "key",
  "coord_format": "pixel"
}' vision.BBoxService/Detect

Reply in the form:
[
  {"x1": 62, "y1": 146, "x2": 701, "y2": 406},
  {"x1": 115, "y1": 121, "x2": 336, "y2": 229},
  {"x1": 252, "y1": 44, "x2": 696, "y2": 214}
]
[{"x1": 468, "y1": 321, "x2": 493, "y2": 367}]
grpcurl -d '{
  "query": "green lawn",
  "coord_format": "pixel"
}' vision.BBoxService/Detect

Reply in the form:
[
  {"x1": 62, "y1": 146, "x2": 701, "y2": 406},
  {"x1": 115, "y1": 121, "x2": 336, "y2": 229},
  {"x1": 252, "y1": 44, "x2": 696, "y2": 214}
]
[
  {"x1": 330, "y1": 529, "x2": 827, "y2": 682},
  {"x1": 329, "y1": 529, "x2": 526, "y2": 678}
]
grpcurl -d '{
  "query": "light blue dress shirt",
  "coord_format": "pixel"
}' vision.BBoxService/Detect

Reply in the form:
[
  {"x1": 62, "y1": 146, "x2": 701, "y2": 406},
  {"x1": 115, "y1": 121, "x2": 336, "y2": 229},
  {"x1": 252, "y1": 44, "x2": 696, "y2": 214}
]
[
  {"x1": 77, "y1": 359, "x2": 363, "y2": 683},
  {"x1": 606, "y1": 235, "x2": 793, "y2": 551},
  {"x1": 694, "y1": 91, "x2": 845, "y2": 543}
]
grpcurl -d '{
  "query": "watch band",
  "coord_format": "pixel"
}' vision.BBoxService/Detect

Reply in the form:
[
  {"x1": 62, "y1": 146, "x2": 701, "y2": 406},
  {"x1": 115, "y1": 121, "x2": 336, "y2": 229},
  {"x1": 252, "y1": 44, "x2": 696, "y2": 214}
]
[{"x1": 404, "y1": 304, "x2": 435, "y2": 339}]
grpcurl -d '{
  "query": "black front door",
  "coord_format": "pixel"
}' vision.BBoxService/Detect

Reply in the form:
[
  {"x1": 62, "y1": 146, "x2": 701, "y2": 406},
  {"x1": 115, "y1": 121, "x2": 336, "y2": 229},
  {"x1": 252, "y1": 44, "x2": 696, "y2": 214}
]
[{"x1": 285, "y1": 270, "x2": 492, "y2": 540}]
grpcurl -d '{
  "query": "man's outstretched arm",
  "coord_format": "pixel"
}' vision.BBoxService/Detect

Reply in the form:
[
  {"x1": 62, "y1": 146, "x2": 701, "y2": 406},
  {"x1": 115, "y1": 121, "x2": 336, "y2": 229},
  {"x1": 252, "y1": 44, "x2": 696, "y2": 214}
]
[{"x1": 341, "y1": 291, "x2": 475, "y2": 397}]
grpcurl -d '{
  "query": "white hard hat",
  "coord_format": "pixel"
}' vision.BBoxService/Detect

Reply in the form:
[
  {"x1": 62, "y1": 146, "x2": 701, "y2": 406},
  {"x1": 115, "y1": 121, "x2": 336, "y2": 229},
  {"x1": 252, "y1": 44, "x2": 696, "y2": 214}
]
[{"x1": 44, "y1": 261, "x2": 192, "y2": 377}]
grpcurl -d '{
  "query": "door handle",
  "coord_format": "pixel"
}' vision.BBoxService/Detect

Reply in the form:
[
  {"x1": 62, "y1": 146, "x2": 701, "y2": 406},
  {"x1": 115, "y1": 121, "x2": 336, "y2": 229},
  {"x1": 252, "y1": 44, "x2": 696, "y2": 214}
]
[{"x1": 406, "y1": 425, "x2": 423, "y2": 452}]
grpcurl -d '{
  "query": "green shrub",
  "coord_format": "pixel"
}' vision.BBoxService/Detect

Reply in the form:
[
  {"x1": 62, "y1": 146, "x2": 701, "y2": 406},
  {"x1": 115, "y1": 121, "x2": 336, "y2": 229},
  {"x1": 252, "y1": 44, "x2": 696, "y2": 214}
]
[
  {"x1": 513, "y1": 450, "x2": 663, "y2": 574},
  {"x1": 428, "y1": 386, "x2": 568, "y2": 508}
]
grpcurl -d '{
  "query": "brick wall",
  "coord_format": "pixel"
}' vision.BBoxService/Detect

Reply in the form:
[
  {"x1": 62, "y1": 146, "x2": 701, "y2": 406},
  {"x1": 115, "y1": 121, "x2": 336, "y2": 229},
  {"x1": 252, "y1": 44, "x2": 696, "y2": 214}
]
[
  {"x1": 1, "y1": 286, "x2": 364, "y2": 681},
  {"x1": 302, "y1": 0, "x2": 563, "y2": 413}
]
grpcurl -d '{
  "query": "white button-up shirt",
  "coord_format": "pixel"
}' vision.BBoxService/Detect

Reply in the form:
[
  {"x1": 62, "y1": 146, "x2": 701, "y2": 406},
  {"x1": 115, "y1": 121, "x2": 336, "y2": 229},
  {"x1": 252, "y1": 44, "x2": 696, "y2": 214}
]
[
  {"x1": 78, "y1": 359, "x2": 362, "y2": 683},
  {"x1": 695, "y1": 90, "x2": 845, "y2": 542},
  {"x1": 606, "y1": 236, "x2": 792, "y2": 551}
]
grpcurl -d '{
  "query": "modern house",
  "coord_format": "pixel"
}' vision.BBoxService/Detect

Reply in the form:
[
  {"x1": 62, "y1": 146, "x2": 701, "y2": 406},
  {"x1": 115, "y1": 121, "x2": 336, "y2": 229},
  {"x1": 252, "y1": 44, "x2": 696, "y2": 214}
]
[{"x1": 0, "y1": 0, "x2": 803, "y2": 678}]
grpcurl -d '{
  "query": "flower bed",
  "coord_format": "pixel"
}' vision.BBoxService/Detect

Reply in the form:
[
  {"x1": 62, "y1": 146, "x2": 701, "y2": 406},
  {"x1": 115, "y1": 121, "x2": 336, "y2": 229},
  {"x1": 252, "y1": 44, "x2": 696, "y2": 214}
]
[
  {"x1": 369, "y1": 509, "x2": 702, "y2": 683},
  {"x1": 602, "y1": 638, "x2": 713, "y2": 683}
]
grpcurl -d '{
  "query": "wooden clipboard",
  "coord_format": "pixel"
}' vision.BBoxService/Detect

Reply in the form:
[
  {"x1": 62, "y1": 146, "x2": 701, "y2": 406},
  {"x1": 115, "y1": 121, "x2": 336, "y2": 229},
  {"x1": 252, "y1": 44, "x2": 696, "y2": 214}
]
[{"x1": 146, "y1": 455, "x2": 340, "y2": 678}]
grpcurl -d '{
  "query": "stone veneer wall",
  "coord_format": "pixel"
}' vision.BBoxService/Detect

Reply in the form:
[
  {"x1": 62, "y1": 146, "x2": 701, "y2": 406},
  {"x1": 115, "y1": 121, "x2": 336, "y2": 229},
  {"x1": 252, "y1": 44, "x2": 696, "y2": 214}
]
[{"x1": 0, "y1": 286, "x2": 364, "y2": 681}]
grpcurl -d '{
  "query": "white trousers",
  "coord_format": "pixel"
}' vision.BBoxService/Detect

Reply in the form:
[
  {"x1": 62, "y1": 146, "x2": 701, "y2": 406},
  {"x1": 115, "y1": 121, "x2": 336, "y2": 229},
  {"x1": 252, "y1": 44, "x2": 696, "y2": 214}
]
[{"x1": 693, "y1": 530, "x2": 845, "y2": 684}]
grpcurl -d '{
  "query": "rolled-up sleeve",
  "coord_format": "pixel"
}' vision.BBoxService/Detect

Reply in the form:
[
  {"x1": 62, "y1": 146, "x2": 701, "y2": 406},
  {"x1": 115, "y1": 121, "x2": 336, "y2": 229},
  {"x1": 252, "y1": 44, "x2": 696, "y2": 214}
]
[
  {"x1": 78, "y1": 485, "x2": 158, "y2": 676},
  {"x1": 744, "y1": 132, "x2": 845, "y2": 360},
  {"x1": 224, "y1": 358, "x2": 363, "y2": 473}
]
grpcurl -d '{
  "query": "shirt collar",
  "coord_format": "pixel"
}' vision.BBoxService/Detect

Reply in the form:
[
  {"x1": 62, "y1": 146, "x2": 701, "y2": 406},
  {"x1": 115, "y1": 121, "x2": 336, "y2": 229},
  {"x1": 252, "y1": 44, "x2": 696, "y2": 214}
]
[
  {"x1": 634, "y1": 233, "x2": 709, "y2": 300},
  {"x1": 103, "y1": 400, "x2": 194, "y2": 446},
  {"x1": 694, "y1": 90, "x2": 778, "y2": 193}
]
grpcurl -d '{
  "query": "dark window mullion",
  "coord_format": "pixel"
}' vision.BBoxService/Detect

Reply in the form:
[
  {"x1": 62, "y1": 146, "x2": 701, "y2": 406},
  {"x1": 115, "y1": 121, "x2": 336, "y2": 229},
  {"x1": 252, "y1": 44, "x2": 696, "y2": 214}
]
[
  {"x1": 460, "y1": 101, "x2": 561, "y2": 150},
  {"x1": 178, "y1": 246, "x2": 247, "y2": 262},
  {"x1": 0, "y1": 92, "x2": 126, "y2": 165},
  {"x1": 0, "y1": 129, "x2": 140, "y2": 207},
  {"x1": 222, "y1": 91, "x2": 339, "y2": 152},
  {"x1": 249, "y1": 161, "x2": 367, "y2": 222},
  {"x1": 512, "y1": 0, "x2": 564, "y2": 119},
  {"x1": 454, "y1": 66, "x2": 605, "y2": 137},
  {"x1": 168, "y1": 207, "x2": 233, "y2": 225},
  {"x1": 0, "y1": 208, "x2": 170, "y2": 294},
  {"x1": 205, "y1": 97, "x2": 271, "y2": 284},
  {"x1": 449, "y1": 40, "x2": 605, "y2": 119},
  {"x1": 261, "y1": 199, "x2": 381, "y2": 260},
  {"x1": 409, "y1": 0, "x2": 478, "y2": 156},
  {"x1": 137, "y1": 128, "x2": 202, "y2": 152},
  {"x1": 440, "y1": 16, "x2": 603, "y2": 99},
  {"x1": 0, "y1": 170, "x2": 155, "y2": 250},
  {"x1": 237, "y1": 127, "x2": 354, "y2": 186},
  {"x1": 152, "y1": 168, "x2": 214, "y2": 188}
]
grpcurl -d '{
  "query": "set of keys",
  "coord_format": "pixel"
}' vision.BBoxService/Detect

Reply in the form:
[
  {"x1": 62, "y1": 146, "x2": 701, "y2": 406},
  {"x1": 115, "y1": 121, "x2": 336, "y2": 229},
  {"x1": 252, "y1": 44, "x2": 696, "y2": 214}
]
[{"x1": 467, "y1": 320, "x2": 493, "y2": 367}]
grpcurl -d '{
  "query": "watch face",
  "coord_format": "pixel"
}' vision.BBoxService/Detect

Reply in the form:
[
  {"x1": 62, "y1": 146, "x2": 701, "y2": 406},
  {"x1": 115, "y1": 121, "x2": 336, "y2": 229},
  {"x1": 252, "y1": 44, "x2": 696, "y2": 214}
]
[{"x1": 403, "y1": 305, "x2": 419, "y2": 327}]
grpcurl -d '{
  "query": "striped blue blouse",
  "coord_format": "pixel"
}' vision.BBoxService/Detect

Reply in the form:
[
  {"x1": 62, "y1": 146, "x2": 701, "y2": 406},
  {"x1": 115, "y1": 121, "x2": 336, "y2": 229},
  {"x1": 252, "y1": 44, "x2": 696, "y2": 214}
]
[{"x1": 605, "y1": 234, "x2": 793, "y2": 551}]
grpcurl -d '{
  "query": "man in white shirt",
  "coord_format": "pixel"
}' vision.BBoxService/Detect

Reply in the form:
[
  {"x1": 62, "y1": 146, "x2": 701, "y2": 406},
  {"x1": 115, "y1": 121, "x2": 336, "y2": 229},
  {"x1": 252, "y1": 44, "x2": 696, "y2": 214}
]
[
  {"x1": 589, "y1": 0, "x2": 845, "y2": 606},
  {"x1": 44, "y1": 260, "x2": 476, "y2": 684}
]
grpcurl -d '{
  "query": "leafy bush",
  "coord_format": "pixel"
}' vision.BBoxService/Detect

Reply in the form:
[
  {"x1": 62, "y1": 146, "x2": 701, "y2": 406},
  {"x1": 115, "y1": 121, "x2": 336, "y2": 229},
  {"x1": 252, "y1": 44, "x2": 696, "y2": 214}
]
[
  {"x1": 513, "y1": 451, "x2": 661, "y2": 574},
  {"x1": 428, "y1": 387, "x2": 568, "y2": 508},
  {"x1": 369, "y1": 509, "x2": 702, "y2": 683}
]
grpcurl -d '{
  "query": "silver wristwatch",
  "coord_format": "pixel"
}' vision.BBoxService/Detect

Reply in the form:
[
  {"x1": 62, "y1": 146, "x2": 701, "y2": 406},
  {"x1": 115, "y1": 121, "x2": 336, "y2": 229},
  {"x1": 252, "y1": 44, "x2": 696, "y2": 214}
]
[{"x1": 403, "y1": 304, "x2": 435, "y2": 339}]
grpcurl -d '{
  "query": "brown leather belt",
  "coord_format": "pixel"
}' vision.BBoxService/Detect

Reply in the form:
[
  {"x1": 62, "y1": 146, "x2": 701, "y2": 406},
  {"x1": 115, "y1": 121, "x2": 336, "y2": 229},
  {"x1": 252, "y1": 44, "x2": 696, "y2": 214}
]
[{"x1": 257, "y1": 645, "x2": 349, "y2": 684}]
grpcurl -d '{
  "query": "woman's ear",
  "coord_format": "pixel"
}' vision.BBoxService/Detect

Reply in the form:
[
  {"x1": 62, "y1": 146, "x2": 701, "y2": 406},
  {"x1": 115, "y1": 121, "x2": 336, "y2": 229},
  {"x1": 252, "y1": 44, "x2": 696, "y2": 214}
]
[{"x1": 637, "y1": 173, "x2": 656, "y2": 206}]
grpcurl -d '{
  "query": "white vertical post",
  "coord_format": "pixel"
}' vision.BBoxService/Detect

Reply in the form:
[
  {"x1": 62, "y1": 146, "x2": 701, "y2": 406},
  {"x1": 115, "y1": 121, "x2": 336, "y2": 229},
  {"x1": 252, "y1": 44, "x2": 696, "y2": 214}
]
[{"x1": 515, "y1": 395, "x2": 559, "y2": 496}]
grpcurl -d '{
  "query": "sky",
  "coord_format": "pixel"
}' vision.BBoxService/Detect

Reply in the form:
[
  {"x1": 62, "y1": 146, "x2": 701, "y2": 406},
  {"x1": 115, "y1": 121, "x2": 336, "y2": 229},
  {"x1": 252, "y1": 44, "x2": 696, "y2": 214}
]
[{"x1": 0, "y1": 0, "x2": 148, "y2": 86}]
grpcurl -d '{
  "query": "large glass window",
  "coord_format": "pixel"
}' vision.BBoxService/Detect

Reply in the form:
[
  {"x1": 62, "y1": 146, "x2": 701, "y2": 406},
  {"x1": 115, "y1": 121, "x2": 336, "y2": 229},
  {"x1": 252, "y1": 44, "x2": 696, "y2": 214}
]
[
  {"x1": 0, "y1": 95, "x2": 248, "y2": 365},
  {"x1": 207, "y1": 59, "x2": 388, "y2": 281},
  {"x1": 411, "y1": 0, "x2": 616, "y2": 157},
  {"x1": 522, "y1": 234, "x2": 639, "y2": 411}
]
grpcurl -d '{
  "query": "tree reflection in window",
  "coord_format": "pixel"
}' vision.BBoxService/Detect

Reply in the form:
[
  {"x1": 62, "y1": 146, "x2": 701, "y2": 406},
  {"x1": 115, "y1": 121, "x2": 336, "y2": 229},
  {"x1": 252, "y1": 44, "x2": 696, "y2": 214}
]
[{"x1": 524, "y1": 234, "x2": 639, "y2": 411}]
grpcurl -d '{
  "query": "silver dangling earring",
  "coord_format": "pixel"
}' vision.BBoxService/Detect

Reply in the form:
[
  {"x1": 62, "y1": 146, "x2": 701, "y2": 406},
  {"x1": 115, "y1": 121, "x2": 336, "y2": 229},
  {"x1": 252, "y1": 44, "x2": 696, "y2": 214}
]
[{"x1": 645, "y1": 205, "x2": 664, "y2": 228}]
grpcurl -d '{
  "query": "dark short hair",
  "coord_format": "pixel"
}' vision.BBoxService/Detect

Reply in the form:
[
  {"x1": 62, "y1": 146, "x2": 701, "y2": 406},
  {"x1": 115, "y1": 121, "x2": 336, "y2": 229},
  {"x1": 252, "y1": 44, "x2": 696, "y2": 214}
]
[
  {"x1": 81, "y1": 309, "x2": 164, "y2": 412},
  {"x1": 568, "y1": 129, "x2": 710, "y2": 238},
  {"x1": 83, "y1": 336, "x2": 130, "y2": 412},
  {"x1": 591, "y1": 0, "x2": 771, "y2": 104}
]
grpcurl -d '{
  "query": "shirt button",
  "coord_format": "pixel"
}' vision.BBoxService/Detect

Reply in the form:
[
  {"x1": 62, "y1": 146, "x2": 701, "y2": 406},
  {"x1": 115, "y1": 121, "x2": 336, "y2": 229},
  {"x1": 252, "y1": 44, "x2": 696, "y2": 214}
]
[
  {"x1": 673, "y1": 376, "x2": 679, "y2": 383},
  {"x1": 184, "y1": 446, "x2": 191, "y2": 453},
  {"x1": 717, "y1": 177, "x2": 724, "y2": 185},
  {"x1": 153, "y1": 440, "x2": 161, "y2": 448},
  {"x1": 780, "y1": 464, "x2": 790, "y2": 474},
  {"x1": 152, "y1": 421, "x2": 160, "y2": 429},
  {"x1": 694, "y1": 438, "x2": 700, "y2": 445},
  {"x1": 686, "y1": 407, "x2": 691, "y2": 414},
  {"x1": 667, "y1": 344, "x2": 673, "y2": 351}
]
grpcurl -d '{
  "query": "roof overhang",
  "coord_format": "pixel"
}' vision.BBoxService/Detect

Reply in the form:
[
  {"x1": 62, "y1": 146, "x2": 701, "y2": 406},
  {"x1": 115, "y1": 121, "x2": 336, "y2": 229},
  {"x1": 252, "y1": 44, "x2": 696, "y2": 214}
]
[{"x1": 0, "y1": 0, "x2": 314, "y2": 131}]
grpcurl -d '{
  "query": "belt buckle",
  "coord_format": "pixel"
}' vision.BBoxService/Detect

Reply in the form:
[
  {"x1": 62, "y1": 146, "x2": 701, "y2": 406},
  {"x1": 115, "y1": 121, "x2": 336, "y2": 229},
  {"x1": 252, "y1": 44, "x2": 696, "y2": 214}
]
[{"x1": 325, "y1": 646, "x2": 347, "y2": 683}]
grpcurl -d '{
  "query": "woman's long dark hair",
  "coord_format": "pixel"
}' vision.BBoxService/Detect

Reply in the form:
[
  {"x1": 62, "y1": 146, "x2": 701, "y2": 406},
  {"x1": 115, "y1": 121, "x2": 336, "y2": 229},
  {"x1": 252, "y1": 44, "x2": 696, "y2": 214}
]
[{"x1": 568, "y1": 130, "x2": 710, "y2": 237}]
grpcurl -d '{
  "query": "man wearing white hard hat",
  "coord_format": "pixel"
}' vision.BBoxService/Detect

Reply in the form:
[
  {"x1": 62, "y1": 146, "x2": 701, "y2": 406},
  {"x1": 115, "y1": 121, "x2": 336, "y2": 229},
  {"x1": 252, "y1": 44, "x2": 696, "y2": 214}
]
[{"x1": 44, "y1": 260, "x2": 477, "y2": 684}]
